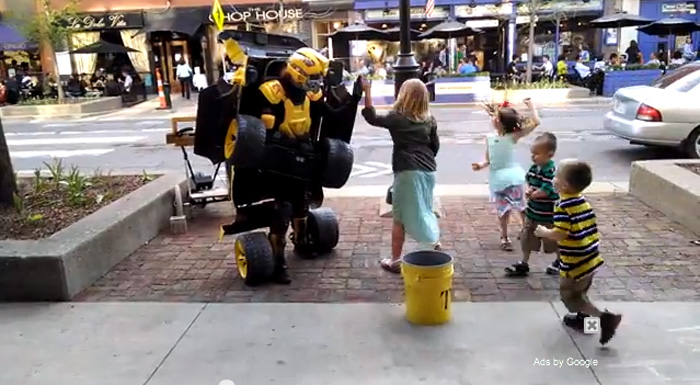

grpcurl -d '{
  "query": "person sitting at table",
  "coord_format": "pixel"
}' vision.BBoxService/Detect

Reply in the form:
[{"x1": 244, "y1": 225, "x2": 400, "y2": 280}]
[
  {"x1": 104, "y1": 74, "x2": 120, "y2": 96},
  {"x1": 458, "y1": 57, "x2": 477, "y2": 75},
  {"x1": 608, "y1": 53, "x2": 621, "y2": 67},
  {"x1": 647, "y1": 52, "x2": 661, "y2": 67},
  {"x1": 66, "y1": 73, "x2": 85, "y2": 98},
  {"x1": 506, "y1": 55, "x2": 522, "y2": 82},
  {"x1": 535, "y1": 55, "x2": 554, "y2": 80},
  {"x1": 670, "y1": 51, "x2": 685, "y2": 66},
  {"x1": 573, "y1": 54, "x2": 591, "y2": 79},
  {"x1": 556, "y1": 55, "x2": 568, "y2": 80}
]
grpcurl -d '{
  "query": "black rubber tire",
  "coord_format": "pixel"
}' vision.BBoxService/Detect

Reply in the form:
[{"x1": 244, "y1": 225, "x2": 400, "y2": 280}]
[
  {"x1": 685, "y1": 127, "x2": 700, "y2": 159},
  {"x1": 321, "y1": 138, "x2": 354, "y2": 188},
  {"x1": 230, "y1": 114, "x2": 267, "y2": 169},
  {"x1": 235, "y1": 232, "x2": 275, "y2": 286},
  {"x1": 307, "y1": 207, "x2": 340, "y2": 254}
]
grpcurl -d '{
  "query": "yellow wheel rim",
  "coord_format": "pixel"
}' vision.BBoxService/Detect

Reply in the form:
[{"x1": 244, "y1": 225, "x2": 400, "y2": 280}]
[
  {"x1": 235, "y1": 239, "x2": 248, "y2": 278},
  {"x1": 224, "y1": 119, "x2": 238, "y2": 159}
]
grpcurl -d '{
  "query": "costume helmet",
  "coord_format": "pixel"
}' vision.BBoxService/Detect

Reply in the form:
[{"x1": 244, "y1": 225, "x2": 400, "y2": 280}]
[{"x1": 286, "y1": 47, "x2": 329, "y2": 91}]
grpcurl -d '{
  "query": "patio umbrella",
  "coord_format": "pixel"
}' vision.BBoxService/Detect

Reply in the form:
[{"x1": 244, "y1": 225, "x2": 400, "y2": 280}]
[
  {"x1": 330, "y1": 23, "x2": 389, "y2": 41},
  {"x1": 384, "y1": 27, "x2": 422, "y2": 41},
  {"x1": 0, "y1": 22, "x2": 37, "y2": 51},
  {"x1": 69, "y1": 40, "x2": 140, "y2": 54},
  {"x1": 638, "y1": 17, "x2": 700, "y2": 62},
  {"x1": 417, "y1": 20, "x2": 482, "y2": 40},
  {"x1": 589, "y1": 12, "x2": 653, "y2": 51}
]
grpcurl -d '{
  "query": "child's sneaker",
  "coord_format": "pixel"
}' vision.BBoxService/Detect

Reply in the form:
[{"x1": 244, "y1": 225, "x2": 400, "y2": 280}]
[
  {"x1": 562, "y1": 312, "x2": 588, "y2": 332},
  {"x1": 600, "y1": 310, "x2": 623, "y2": 345},
  {"x1": 504, "y1": 261, "x2": 529, "y2": 277},
  {"x1": 545, "y1": 259, "x2": 560, "y2": 275}
]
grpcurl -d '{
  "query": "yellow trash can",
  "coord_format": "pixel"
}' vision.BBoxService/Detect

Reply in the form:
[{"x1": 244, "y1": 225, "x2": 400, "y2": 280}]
[{"x1": 401, "y1": 250, "x2": 454, "y2": 326}]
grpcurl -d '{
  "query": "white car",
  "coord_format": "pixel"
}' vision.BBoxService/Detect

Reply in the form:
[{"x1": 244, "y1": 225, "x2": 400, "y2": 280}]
[{"x1": 604, "y1": 62, "x2": 700, "y2": 158}]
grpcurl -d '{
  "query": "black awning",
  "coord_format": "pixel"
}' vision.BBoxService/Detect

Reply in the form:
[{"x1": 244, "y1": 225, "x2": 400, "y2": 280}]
[{"x1": 142, "y1": 9, "x2": 202, "y2": 36}]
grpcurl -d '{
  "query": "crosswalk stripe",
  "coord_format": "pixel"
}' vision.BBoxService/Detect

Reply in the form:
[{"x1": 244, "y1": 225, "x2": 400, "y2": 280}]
[
  {"x1": 10, "y1": 149, "x2": 114, "y2": 159},
  {"x1": 7, "y1": 136, "x2": 147, "y2": 146},
  {"x1": 5, "y1": 128, "x2": 169, "y2": 136}
]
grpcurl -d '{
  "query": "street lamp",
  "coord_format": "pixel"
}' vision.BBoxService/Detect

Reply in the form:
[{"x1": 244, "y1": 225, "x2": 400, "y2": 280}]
[{"x1": 392, "y1": 0, "x2": 420, "y2": 97}]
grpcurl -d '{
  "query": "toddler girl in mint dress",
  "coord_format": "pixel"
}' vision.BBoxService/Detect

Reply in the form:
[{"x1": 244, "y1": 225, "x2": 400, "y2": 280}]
[{"x1": 472, "y1": 99, "x2": 541, "y2": 250}]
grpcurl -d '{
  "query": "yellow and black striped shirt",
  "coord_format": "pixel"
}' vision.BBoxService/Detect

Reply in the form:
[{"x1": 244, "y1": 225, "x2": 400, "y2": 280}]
[{"x1": 553, "y1": 194, "x2": 604, "y2": 280}]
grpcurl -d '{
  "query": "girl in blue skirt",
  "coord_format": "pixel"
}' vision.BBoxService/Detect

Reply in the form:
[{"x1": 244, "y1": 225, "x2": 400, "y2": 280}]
[{"x1": 361, "y1": 78, "x2": 441, "y2": 273}]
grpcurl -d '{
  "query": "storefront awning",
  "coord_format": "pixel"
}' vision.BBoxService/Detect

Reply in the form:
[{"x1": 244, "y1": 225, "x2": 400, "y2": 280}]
[
  {"x1": 0, "y1": 22, "x2": 37, "y2": 51},
  {"x1": 355, "y1": 0, "x2": 435, "y2": 10},
  {"x1": 142, "y1": 9, "x2": 202, "y2": 36}
]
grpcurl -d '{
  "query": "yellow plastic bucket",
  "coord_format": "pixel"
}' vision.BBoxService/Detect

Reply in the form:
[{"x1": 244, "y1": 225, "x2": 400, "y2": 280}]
[{"x1": 401, "y1": 251, "x2": 454, "y2": 326}]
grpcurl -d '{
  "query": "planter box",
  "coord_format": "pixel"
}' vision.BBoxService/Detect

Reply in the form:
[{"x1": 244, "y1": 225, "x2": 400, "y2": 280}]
[
  {"x1": 603, "y1": 69, "x2": 663, "y2": 97},
  {"x1": 0, "y1": 173, "x2": 188, "y2": 301},
  {"x1": 0, "y1": 97, "x2": 123, "y2": 119},
  {"x1": 356, "y1": 76, "x2": 492, "y2": 106},
  {"x1": 490, "y1": 86, "x2": 590, "y2": 104},
  {"x1": 629, "y1": 160, "x2": 700, "y2": 236}
]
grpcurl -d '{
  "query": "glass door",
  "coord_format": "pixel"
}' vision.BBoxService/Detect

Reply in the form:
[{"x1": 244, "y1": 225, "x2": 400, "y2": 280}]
[{"x1": 165, "y1": 40, "x2": 190, "y2": 94}]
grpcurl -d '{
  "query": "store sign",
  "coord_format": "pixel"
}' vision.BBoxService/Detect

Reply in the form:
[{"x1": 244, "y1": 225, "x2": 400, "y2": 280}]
[
  {"x1": 662, "y1": 3, "x2": 696, "y2": 14},
  {"x1": 517, "y1": 0, "x2": 602, "y2": 14},
  {"x1": 455, "y1": 3, "x2": 513, "y2": 18},
  {"x1": 207, "y1": 8, "x2": 305, "y2": 23},
  {"x1": 66, "y1": 13, "x2": 144, "y2": 30},
  {"x1": 465, "y1": 19, "x2": 500, "y2": 29},
  {"x1": 364, "y1": 7, "x2": 449, "y2": 21}
]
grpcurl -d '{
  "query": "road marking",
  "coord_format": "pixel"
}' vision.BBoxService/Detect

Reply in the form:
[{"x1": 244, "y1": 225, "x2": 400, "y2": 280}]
[
  {"x1": 7, "y1": 136, "x2": 147, "y2": 146},
  {"x1": 41, "y1": 123, "x2": 74, "y2": 128},
  {"x1": 10, "y1": 149, "x2": 114, "y2": 158},
  {"x1": 5, "y1": 128, "x2": 170, "y2": 136},
  {"x1": 359, "y1": 161, "x2": 393, "y2": 178}
]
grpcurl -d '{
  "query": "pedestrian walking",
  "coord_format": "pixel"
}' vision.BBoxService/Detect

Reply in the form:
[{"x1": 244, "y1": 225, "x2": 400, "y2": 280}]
[
  {"x1": 472, "y1": 99, "x2": 540, "y2": 251},
  {"x1": 176, "y1": 59, "x2": 193, "y2": 100},
  {"x1": 534, "y1": 160, "x2": 622, "y2": 345},
  {"x1": 361, "y1": 78, "x2": 441, "y2": 274},
  {"x1": 505, "y1": 132, "x2": 560, "y2": 277}
]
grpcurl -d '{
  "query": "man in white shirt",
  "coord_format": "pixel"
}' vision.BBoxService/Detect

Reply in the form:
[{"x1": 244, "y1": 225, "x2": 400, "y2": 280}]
[
  {"x1": 574, "y1": 55, "x2": 591, "y2": 79},
  {"x1": 536, "y1": 55, "x2": 554, "y2": 79},
  {"x1": 120, "y1": 70, "x2": 133, "y2": 93}
]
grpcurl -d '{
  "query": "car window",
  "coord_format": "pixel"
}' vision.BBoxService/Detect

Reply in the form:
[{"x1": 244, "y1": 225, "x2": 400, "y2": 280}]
[
  {"x1": 652, "y1": 65, "x2": 700, "y2": 89},
  {"x1": 664, "y1": 68, "x2": 700, "y2": 92}
]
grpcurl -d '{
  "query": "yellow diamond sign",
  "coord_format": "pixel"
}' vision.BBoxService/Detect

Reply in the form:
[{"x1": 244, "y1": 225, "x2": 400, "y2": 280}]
[{"x1": 212, "y1": 0, "x2": 225, "y2": 32}]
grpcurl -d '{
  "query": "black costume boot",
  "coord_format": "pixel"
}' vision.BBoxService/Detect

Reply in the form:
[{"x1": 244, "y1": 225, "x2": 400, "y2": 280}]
[{"x1": 269, "y1": 233, "x2": 291, "y2": 285}]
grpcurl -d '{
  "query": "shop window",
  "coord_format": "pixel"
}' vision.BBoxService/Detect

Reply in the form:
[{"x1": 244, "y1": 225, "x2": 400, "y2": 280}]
[{"x1": 315, "y1": 21, "x2": 347, "y2": 50}]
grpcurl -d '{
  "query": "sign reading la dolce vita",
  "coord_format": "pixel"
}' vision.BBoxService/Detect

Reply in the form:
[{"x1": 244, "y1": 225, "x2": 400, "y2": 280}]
[
  {"x1": 364, "y1": 7, "x2": 449, "y2": 21},
  {"x1": 207, "y1": 8, "x2": 305, "y2": 23},
  {"x1": 67, "y1": 13, "x2": 144, "y2": 30}
]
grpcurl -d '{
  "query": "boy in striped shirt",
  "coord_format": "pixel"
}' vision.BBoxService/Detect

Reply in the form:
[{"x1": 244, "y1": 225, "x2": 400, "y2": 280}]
[
  {"x1": 505, "y1": 132, "x2": 560, "y2": 277},
  {"x1": 534, "y1": 160, "x2": 622, "y2": 345}
]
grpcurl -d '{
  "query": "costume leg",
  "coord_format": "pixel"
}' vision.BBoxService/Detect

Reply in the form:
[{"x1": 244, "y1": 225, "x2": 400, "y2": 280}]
[
  {"x1": 290, "y1": 180, "x2": 311, "y2": 251},
  {"x1": 269, "y1": 201, "x2": 292, "y2": 285}
]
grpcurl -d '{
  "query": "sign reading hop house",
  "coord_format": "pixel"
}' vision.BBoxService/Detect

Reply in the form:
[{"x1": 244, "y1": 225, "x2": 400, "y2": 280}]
[{"x1": 208, "y1": 7, "x2": 305, "y2": 23}]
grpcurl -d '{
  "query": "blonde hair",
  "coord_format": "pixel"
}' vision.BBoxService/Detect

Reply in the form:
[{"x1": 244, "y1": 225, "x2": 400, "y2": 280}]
[{"x1": 393, "y1": 78, "x2": 430, "y2": 121}]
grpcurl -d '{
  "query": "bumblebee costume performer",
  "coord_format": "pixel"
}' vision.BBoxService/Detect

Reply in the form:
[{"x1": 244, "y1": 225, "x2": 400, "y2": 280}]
[{"x1": 254, "y1": 48, "x2": 354, "y2": 284}]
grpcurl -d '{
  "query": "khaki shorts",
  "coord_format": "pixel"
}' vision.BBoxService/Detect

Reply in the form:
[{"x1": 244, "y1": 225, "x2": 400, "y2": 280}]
[
  {"x1": 560, "y1": 273, "x2": 594, "y2": 313},
  {"x1": 520, "y1": 218, "x2": 559, "y2": 254}
]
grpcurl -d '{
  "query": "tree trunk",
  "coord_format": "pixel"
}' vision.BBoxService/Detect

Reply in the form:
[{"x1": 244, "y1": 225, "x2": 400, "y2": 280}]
[
  {"x1": 0, "y1": 118, "x2": 17, "y2": 208},
  {"x1": 526, "y1": 17, "x2": 535, "y2": 84},
  {"x1": 52, "y1": 52, "x2": 65, "y2": 103}
]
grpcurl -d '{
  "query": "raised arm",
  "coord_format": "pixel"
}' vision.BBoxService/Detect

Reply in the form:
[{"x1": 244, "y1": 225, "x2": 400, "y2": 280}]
[{"x1": 513, "y1": 98, "x2": 541, "y2": 142}]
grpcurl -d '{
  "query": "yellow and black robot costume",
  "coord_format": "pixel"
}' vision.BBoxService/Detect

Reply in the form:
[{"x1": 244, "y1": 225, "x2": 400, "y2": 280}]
[{"x1": 252, "y1": 48, "x2": 353, "y2": 284}]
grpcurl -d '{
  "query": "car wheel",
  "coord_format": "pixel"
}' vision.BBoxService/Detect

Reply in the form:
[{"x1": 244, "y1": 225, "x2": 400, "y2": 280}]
[
  {"x1": 230, "y1": 114, "x2": 267, "y2": 168},
  {"x1": 234, "y1": 232, "x2": 275, "y2": 286},
  {"x1": 321, "y1": 138, "x2": 354, "y2": 188},
  {"x1": 685, "y1": 127, "x2": 700, "y2": 159}
]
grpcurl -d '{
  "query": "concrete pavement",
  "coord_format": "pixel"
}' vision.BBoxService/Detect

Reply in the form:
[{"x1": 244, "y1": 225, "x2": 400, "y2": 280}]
[
  {"x1": 2, "y1": 301, "x2": 700, "y2": 385},
  {"x1": 4, "y1": 104, "x2": 682, "y2": 185}
]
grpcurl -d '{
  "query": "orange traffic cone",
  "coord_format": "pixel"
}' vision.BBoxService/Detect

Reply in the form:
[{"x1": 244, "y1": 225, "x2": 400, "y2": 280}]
[{"x1": 156, "y1": 69, "x2": 171, "y2": 110}]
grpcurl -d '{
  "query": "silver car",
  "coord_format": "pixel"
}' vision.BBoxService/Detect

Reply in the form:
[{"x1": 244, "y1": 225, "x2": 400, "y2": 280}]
[{"x1": 604, "y1": 62, "x2": 700, "y2": 158}]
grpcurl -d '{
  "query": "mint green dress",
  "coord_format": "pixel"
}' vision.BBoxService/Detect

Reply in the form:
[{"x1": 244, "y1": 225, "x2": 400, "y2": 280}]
[{"x1": 487, "y1": 133, "x2": 526, "y2": 217}]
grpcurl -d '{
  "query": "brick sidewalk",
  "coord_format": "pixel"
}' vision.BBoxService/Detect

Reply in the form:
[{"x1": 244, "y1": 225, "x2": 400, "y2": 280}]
[{"x1": 74, "y1": 193, "x2": 700, "y2": 303}]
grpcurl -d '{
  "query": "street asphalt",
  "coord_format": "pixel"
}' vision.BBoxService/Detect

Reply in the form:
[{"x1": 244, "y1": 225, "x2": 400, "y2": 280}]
[
  {"x1": 2, "y1": 302, "x2": 700, "y2": 385},
  {"x1": 3, "y1": 103, "x2": 685, "y2": 186}
]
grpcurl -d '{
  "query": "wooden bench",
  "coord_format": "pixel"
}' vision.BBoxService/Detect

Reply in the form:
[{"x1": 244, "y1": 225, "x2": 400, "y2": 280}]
[{"x1": 165, "y1": 115, "x2": 197, "y2": 147}]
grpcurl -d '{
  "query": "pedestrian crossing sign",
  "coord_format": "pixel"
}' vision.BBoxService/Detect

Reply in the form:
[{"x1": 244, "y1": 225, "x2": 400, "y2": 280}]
[{"x1": 212, "y1": 0, "x2": 225, "y2": 32}]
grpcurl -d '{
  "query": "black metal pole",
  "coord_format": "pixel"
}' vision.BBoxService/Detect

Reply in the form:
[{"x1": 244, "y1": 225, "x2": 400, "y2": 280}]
[{"x1": 392, "y1": 0, "x2": 420, "y2": 98}]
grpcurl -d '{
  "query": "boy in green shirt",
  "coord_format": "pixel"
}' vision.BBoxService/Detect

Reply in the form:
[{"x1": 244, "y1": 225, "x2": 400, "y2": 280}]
[{"x1": 505, "y1": 132, "x2": 560, "y2": 277}]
